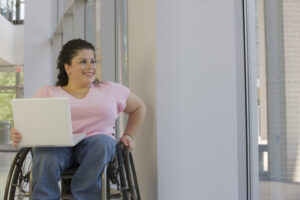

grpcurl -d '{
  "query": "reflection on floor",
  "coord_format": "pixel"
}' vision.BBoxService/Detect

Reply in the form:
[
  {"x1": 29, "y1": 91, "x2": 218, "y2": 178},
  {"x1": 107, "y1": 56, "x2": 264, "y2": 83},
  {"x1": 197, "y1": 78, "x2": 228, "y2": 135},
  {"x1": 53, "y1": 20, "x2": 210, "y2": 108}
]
[
  {"x1": 260, "y1": 180, "x2": 300, "y2": 200},
  {"x1": 1, "y1": 151, "x2": 300, "y2": 199},
  {"x1": 0, "y1": 152, "x2": 16, "y2": 198}
]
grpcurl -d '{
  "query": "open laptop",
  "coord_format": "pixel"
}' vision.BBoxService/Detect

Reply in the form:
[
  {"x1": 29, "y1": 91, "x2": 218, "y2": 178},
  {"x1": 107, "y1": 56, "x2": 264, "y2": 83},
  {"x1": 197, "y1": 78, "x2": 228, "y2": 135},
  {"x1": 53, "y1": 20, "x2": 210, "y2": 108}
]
[{"x1": 11, "y1": 98, "x2": 86, "y2": 147}]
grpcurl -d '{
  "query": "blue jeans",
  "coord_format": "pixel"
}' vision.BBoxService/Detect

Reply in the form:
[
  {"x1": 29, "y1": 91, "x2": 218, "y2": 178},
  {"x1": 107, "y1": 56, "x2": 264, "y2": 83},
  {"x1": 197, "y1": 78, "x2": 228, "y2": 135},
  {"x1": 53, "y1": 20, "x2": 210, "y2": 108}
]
[{"x1": 32, "y1": 134, "x2": 116, "y2": 200}]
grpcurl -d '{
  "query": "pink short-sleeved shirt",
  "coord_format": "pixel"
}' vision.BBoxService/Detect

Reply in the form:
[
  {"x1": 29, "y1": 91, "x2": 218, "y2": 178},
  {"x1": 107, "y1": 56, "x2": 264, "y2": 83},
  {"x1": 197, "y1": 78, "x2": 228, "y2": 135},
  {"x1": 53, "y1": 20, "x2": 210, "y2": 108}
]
[{"x1": 32, "y1": 81, "x2": 130, "y2": 139}]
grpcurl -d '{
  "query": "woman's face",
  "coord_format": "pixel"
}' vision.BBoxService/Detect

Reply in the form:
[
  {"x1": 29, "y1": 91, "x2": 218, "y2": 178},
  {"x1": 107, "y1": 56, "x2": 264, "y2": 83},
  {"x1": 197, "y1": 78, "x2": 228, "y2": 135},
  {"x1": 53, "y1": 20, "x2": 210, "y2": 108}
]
[{"x1": 64, "y1": 49, "x2": 96, "y2": 87}]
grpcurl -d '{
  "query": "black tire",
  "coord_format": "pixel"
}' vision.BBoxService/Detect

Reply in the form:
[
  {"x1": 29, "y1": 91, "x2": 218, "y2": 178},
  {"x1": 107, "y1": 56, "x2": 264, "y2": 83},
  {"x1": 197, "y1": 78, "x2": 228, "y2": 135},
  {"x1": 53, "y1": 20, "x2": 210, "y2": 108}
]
[
  {"x1": 4, "y1": 150, "x2": 22, "y2": 199},
  {"x1": 129, "y1": 153, "x2": 141, "y2": 199},
  {"x1": 106, "y1": 169, "x2": 111, "y2": 200},
  {"x1": 4, "y1": 148, "x2": 32, "y2": 200},
  {"x1": 117, "y1": 143, "x2": 129, "y2": 200},
  {"x1": 123, "y1": 148, "x2": 141, "y2": 200}
]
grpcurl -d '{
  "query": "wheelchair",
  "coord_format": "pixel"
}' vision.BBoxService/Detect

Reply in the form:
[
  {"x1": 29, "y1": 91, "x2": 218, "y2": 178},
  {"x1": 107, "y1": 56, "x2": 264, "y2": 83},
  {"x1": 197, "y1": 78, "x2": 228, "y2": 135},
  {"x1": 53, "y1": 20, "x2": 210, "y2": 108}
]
[{"x1": 4, "y1": 142, "x2": 141, "y2": 200}]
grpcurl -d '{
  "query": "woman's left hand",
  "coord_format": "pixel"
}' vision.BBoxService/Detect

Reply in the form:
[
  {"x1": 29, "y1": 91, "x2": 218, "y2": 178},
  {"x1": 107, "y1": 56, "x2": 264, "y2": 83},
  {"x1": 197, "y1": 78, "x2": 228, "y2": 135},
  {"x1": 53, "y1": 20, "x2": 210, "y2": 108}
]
[{"x1": 120, "y1": 134, "x2": 136, "y2": 152}]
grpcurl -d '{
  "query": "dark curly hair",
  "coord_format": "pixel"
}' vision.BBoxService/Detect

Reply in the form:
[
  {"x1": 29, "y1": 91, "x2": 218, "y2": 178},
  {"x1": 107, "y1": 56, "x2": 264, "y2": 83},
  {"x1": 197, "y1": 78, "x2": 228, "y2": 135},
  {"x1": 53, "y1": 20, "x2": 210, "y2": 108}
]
[{"x1": 56, "y1": 39, "x2": 99, "y2": 86}]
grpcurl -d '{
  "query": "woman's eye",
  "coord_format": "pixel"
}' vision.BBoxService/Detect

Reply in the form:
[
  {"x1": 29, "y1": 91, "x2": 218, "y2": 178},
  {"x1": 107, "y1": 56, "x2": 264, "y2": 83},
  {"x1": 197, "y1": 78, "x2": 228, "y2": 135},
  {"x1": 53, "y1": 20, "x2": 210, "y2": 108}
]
[
  {"x1": 80, "y1": 60, "x2": 87, "y2": 64},
  {"x1": 91, "y1": 60, "x2": 96, "y2": 64}
]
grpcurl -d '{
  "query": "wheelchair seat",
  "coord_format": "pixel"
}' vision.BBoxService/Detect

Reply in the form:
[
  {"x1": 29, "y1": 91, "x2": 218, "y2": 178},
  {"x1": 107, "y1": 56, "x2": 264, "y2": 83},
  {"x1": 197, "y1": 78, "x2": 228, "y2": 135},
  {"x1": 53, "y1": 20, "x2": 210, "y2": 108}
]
[{"x1": 4, "y1": 142, "x2": 141, "y2": 200}]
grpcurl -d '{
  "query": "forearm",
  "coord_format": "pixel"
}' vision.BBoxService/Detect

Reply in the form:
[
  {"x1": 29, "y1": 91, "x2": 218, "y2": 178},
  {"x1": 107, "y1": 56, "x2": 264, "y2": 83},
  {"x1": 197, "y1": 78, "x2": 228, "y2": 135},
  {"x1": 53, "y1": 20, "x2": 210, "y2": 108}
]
[{"x1": 123, "y1": 105, "x2": 146, "y2": 137}]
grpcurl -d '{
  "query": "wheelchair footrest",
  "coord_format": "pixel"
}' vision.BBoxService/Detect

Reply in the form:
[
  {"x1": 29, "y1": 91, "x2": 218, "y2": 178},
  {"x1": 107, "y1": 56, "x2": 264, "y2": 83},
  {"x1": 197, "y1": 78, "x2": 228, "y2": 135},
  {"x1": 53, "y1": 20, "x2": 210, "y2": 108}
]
[
  {"x1": 110, "y1": 193, "x2": 121, "y2": 199},
  {"x1": 60, "y1": 194, "x2": 72, "y2": 200},
  {"x1": 61, "y1": 179, "x2": 72, "y2": 195}
]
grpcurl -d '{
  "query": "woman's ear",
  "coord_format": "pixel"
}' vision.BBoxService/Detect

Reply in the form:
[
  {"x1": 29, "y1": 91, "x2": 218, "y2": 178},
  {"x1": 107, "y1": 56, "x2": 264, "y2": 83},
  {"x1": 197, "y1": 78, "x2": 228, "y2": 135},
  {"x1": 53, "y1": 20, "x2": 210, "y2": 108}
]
[{"x1": 64, "y1": 63, "x2": 71, "y2": 76}]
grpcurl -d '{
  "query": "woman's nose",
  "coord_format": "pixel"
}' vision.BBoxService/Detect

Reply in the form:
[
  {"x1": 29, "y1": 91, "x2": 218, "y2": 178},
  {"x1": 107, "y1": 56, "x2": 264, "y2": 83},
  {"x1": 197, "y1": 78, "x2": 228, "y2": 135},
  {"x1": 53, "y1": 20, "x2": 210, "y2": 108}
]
[{"x1": 86, "y1": 62, "x2": 93, "y2": 69}]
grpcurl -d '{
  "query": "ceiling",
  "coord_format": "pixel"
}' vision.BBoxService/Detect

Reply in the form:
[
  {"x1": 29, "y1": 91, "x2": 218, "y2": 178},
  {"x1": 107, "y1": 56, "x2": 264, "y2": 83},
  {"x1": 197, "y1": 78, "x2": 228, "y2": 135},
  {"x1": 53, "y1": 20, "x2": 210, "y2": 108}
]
[
  {"x1": 0, "y1": 57, "x2": 17, "y2": 72},
  {"x1": 0, "y1": 57, "x2": 12, "y2": 66}
]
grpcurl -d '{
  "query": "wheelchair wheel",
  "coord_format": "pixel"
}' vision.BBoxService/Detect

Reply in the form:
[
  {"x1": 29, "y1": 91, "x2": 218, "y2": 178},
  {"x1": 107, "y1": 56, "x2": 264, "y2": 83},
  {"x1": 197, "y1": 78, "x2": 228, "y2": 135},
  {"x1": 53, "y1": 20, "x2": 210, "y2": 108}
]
[
  {"x1": 123, "y1": 149, "x2": 141, "y2": 200},
  {"x1": 116, "y1": 143, "x2": 129, "y2": 200},
  {"x1": 101, "y1": 164, "x2": 114, "y2": 200},
  {"x1": 116, "y1": 142, "x2": 141, "y2": 200},
  {"x1": 4, "y1": 148, "x2": 33, "y2": 200}
]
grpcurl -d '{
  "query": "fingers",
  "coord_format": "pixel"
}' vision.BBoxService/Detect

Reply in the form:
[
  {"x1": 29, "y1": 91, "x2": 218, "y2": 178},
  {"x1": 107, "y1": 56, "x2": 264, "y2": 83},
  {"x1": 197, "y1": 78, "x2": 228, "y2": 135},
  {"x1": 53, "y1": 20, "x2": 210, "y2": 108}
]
[
  {"x1": 10, "y1": 128, "x2": 22, "y2": 147},
  {"x1": 120, "y1": 136, "x2": 129, "y2": 146},
  {"x1": 12, "y1": 135, "x2": 22, "y2": 147},
  {"x1": 120, "y1": 135, "x2": 135, "y2": 152}
]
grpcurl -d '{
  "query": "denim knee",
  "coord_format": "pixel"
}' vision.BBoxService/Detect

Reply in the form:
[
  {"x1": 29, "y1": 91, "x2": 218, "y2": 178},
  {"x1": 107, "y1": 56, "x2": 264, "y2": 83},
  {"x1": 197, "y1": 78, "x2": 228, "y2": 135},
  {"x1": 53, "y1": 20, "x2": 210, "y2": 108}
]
[
  {"x1": 76, "y1": 134, "x2": 116, "y2": 162},
  {"x1": 32, "y1": 147, "x2": 73, "y2": 179},
  {"x1": 33, "y1": 149, "x2": 60, "y2": 179}
]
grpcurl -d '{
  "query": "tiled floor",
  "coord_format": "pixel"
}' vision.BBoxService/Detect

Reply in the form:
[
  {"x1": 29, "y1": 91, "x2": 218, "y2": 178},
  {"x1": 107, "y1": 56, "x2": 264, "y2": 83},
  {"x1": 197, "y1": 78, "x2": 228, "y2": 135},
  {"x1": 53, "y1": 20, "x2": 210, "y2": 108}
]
[
  {"x1": 1, "y1": 151, "x2": 300, "y2": 199},
  {"x1": 0, "y1": 151, "x2": 17, "y2": 198},
  {"x1": 260, "y1": 180, "x2": 300, "y2": 200}
]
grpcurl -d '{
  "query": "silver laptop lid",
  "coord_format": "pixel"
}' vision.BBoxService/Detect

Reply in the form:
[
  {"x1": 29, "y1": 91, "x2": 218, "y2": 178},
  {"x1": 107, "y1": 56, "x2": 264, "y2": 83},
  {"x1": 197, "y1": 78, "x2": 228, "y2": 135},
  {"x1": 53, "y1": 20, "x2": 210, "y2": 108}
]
[{"x1": 11, "y1": 98, "x2": 75, "y2": 147}]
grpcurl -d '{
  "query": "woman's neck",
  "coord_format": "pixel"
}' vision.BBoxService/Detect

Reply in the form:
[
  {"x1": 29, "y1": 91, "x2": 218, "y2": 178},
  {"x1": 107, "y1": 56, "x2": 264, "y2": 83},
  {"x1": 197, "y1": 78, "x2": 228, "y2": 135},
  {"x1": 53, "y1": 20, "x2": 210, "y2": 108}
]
[
  {"x1": 61, "y1": 83, "x2": 92, "y2": 99},
  {"x1": 63, "y1": 82, "x2": 91, "y2": 91}
]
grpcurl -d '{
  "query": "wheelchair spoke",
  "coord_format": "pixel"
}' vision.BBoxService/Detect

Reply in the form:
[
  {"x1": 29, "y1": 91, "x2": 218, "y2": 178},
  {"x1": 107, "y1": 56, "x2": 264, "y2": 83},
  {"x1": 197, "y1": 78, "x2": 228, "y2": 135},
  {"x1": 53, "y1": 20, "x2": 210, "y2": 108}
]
[
  {"x1": 4, "y1": 148, "x2": 32, "y2": 200},
  {"x1": 15, "y1": 193, "x2": 30, "y2": 197}
]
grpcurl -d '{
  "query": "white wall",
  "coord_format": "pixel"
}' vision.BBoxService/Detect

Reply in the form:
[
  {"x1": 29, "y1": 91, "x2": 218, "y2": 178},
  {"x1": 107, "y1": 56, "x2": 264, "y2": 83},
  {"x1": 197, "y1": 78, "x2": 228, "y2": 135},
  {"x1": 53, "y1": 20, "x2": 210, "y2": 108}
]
[
  {"x1": 24, "y1": 0, "x2": 52, "y2": 97},
  {"x1": 128, "y1": 1, "x2": 157, "y2": 200},
  {"x1": 0, "y1": 15, "x2": 14, "y2": 64},
  {"x1": 14, "y1": 25, "x2": 24, "y2": 65},
  {"x1": 155, "y1": 0, "x2": 246, "y2": 199},
  {"x1": 0, "y1": 15, "x2": 23, "y2": 65}
]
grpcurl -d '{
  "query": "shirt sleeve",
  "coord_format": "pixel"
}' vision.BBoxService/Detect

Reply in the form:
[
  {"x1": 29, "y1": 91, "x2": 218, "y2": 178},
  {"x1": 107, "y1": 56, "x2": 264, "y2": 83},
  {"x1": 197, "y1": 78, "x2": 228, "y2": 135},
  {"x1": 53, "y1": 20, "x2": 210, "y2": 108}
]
[
  {"x1": 32, "y1": 86, "x2": 50, "y2": 98},
  {"x1": 110, "y1": 82, "x2": 130, "y2": 113}
]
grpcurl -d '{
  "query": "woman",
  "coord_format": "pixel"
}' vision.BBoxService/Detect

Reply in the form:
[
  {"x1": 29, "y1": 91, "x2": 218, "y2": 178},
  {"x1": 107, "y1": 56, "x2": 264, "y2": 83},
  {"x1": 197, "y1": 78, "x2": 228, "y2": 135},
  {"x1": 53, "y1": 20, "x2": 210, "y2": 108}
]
[{"x1": 10, "y1": 39, "x2": 146, "y2": 199}]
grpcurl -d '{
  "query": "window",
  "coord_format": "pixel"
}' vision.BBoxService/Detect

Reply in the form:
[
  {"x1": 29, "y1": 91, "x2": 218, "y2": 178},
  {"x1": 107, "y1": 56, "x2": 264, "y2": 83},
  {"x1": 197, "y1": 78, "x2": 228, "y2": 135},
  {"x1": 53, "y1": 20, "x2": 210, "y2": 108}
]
[
  {"x1": 248, "y1": 0, "x2": 300, "y2": 199},
  {"x1": 0, "y1": 67, "x2": 24, "y2": 122},
  {"x1": 0, "y1": 0, "x2": 25, "y2": 24}
]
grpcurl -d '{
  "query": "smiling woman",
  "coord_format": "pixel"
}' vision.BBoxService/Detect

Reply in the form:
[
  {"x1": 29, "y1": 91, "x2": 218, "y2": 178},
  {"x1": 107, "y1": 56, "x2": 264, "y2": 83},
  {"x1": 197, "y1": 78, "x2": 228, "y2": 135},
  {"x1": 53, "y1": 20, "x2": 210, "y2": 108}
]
[
  {"x1": 56, "y1": 39, "x2": 99, "y2": 88},
  {"x1": 63, "y1": 49, "x2": 97, "y2": 92},
  {"x1": 10, "y1": 38, "x2": 146, "y2": 199}
]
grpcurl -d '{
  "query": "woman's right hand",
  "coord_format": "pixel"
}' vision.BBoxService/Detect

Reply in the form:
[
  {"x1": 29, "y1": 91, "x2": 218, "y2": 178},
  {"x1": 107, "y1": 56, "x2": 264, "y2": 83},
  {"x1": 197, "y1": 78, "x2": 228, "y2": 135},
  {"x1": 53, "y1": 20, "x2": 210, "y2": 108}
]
[{"x1": 10, "y1": 128, "x2": 22, "y2": 147}]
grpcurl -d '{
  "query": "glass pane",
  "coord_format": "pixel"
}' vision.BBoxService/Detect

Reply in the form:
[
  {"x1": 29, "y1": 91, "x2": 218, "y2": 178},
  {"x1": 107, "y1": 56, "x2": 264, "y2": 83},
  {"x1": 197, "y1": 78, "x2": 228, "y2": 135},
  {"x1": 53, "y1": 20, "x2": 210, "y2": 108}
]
[
  {"x1": 0, "y1": 0, "x2": 6, "y2": 8},
  {"x1": 0, "y1": 70, "x2": 24, "y2": 122},
  {"x1": 0, "y1": 72, "x2": 16, "y2": 86},
  {"x1": 256, "y1": 0, "x2": 300, "y2": 199},
  {"x1": 0, "y1": 0, "x2": 7, "y2": 17},
  {"x1": 12, "y1": 0, "x2": 15, "y2": 20},
  {"x1": 20, "y1": 2, "x2": 24, "y2": 20},
  {"x1": 0, "y1": 92, "x2": 15, "y2": 122},
  {"x1": 7, "y1": 0, "x2": 13, "y2": 21}
]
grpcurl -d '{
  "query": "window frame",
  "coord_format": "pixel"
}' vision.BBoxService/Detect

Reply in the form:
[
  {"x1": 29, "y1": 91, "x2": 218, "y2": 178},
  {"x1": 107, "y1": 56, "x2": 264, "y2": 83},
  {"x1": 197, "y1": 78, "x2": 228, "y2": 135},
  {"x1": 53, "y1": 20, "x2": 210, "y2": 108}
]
[{"x1": 244, "y1": 0, "x2": 260, "y2": 199}]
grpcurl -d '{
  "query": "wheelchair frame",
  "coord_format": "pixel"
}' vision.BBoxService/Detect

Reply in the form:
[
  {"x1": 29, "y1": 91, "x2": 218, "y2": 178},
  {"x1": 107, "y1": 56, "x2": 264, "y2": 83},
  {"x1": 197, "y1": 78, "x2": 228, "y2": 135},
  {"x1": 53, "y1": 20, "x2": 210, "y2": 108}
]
[{"x1": 4, "y1": 142, "x2": 141, "y2": 200}]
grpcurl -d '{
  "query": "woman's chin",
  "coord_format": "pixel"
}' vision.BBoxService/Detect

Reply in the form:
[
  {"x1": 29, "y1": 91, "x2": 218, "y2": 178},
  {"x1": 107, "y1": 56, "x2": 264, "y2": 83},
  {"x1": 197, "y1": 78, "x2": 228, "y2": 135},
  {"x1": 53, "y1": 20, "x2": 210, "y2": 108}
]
[{"x1": 88, "y1": 77, "x2": 96, "y2": 84}]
